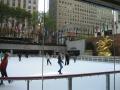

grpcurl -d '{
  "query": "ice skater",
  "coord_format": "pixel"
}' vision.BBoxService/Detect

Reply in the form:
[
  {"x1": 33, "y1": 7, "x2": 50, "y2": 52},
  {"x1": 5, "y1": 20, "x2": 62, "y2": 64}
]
[
  {"x1": 0, "y1": 51, "x2": 4, "y2": 61},
  {"x1": 65, "y1": 52, "x2": 70, "y2": 65},
  {"x1": 73, "y1": 55, "x2": 77, "y2": 63},
  {"x1": 0, "y1": 52, "x2": 11, "y2": 85},
  {"x1": 57, "y1": 53, "x2": 63, "y2": 74},
  {"x1": 46, "y1": 53, "x2": 52, "y2": 65},
  {"x1": 18, "y1": 53, "x2": 22, "y2": 61}
]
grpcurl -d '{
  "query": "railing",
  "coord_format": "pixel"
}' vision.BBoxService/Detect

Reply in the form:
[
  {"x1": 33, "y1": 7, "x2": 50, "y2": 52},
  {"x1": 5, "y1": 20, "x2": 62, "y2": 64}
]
[
  {"x1": 78, "y1": 55, "x2": 120, "y2": 63},
  {"x1": 0, "y1": 70, "x2": 120, "y2": 90}
]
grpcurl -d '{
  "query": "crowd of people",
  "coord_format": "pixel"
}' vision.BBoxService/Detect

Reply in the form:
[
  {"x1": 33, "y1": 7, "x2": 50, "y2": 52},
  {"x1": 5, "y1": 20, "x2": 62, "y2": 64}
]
[
  {"x1": 45, "y1": 52, "x2": 77, "y2": 74},
  {"x1": 0, "y1": 51, "x2": 77, "y2": 85}
]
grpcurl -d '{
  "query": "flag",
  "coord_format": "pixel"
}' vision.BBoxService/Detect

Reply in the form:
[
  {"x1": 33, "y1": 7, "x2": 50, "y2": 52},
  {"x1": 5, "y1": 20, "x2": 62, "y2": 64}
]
[
  {"x1": 102, "y1": 23, "x2": 105, "y2": 32},
  {"x1": 115, "y1": 21, "x2": 118, "y2": 34},
  {"x1": 107, "y1": 24, "x2": 109, "y2": 31},
  {"x1": 111, "y1": 20, "x2": 114, "y2": 31},
  {"x1": 93, "y1": 25, "x2": 95, "y2": 34},
  {"x1": 115, "y1": 21, "x2": 118, "y2": 29},
  {"x1": 15, "y1": 25, "x2": 20, "y2": 32},
  {"x1": 45, "y1": 27, "x2": 48, "y2": 35},
  {"x1": 112, "y1": 20, "x2": 118, "y2": 34}
]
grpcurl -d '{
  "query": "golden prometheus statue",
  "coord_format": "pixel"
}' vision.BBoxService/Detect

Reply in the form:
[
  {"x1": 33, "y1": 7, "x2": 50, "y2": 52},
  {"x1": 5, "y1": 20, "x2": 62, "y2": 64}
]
[{"x1": 96, "y1": 36, "x2": 113, "y2": 56}]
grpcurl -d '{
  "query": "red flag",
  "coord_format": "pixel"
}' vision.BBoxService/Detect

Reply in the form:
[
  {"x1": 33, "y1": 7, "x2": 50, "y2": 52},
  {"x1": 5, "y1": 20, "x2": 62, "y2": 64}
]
[{"x1": 15, "y1": 26, "x2": 20, "y2": 32}]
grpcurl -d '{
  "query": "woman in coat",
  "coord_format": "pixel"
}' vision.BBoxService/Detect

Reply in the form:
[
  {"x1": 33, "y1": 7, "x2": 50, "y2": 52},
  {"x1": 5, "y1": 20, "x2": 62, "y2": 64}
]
[{"x1": 0, "y1": 53, "x2": 11, "y2": 85}]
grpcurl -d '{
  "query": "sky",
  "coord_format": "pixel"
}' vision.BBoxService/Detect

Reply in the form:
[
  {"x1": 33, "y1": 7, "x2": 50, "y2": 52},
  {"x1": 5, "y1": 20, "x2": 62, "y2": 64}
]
[{"x1": 38, "y1": 0, "x2": 49, "y2": 12}]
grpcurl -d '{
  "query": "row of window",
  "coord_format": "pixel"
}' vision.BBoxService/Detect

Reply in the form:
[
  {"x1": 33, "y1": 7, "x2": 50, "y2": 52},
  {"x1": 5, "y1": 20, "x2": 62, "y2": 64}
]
[
  {"x1": 58, "y1": 5, "x2": 111, "y2": 17},
  {"x1": 59, "y1": 0, "x2": 96, "y2": 9},
  {"x1": 59, "y1": 0, "x2": 72, "y2": 6},
  {"x1": 58, "y1": 20, "x2": 112, "y2": 29},
  {"x1": 59, "y1": 29, "x2": 94, "y2": 36},
  {"x1": 28, "y1": 5, "x2": 36, "y2": 9},
  {"x1": 58, "y1": 14, "x2": 111, "y2": 24},
  {"x1": 10, "y1": 0, "x2": 37, "y2": 7},
  {"x1": 58, "y1": 12, "x2": 97, "y2": 19},
  {"x1": 29, "y1": 0, "x2": 36, "y2": 4}
]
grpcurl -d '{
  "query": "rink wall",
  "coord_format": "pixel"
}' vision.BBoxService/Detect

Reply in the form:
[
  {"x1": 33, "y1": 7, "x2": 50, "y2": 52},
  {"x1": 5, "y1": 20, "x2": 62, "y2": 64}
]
[{"x1": 0, "y1": 43, "x2": 66, "y2": 54}]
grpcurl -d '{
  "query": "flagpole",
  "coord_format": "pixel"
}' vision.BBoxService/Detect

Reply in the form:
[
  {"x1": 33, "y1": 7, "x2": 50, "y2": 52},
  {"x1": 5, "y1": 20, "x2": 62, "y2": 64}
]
[
  {"x1": 113, "y1": 10, "x2": 116, "y2": 90},
  {"x1": 42, "y1": 0, "x2": 45, "y2": 90}
]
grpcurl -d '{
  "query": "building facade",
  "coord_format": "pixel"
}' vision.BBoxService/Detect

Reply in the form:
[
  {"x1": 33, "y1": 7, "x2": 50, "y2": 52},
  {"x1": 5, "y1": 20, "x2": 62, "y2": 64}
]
[
  {"x1": 0, "y1": 0, "x2": 39, "y2": 43},
  {"x1": 0, "y1": 0, "x2": 38, "y2": 13},
  {"x1": 114, "y1": 11, "x2": 120, "y2": 34},
  {"x1": 49, "y1": 0, "x2": 114, "y2": 44}
]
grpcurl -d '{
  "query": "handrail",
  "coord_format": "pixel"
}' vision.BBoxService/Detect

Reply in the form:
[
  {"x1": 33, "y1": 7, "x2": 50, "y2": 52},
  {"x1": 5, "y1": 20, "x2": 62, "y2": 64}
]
[
  {"x1": 78, "y1": 55, "x2": 120, "y2": 63},
  {"x1": 0, "y1": 70, "x2": 119, "y2": 90},
  {"x1": 0, "y1": 70, "x2": 120, "y2": 80}
]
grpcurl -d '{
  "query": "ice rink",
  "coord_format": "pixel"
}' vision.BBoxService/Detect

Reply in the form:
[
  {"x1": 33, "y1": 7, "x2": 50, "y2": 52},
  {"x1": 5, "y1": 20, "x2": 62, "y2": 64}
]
[{"x1": 0, "y1": 56, "x2": 120, "y2": 90}]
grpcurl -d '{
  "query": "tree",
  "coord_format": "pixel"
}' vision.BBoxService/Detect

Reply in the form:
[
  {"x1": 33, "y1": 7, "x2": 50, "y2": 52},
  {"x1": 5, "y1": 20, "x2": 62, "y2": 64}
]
[
  {"x1": 31, "y1": 11, "x2": 39, "y2": 31},
  {"x1": 0, "y1": 2, "x2": 32, "y2": 38},
  {"x1": 44, "y1": 12, "x2": 56, "y2": 43},
  {"x1": 45, "y1": 12, "x2": 56, "y2": 34}
]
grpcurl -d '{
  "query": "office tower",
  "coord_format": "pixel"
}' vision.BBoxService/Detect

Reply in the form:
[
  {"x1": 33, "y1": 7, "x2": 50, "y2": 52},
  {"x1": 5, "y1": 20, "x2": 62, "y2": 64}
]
[{"x1": 49, "y1": 0, "x2": 113, "y2": 43}]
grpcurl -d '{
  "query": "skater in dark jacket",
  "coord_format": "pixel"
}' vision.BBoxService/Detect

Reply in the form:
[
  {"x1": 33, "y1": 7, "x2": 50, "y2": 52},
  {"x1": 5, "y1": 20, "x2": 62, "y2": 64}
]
[
  {"x1": 46, "y1": 53, "x2": 52, "y2": 65},
  {"x1": 65, "y1": 52, "x2": 70, "y2": 65},
  {"x1": 0, "y1": 53, "x2": 11, "y2": 85},
  {"x1": 57, "y1": 53, "x2": 63, "y2": 74},
  {"x1": 18, "y1": 53, "x2": 22, "y2": 61}
]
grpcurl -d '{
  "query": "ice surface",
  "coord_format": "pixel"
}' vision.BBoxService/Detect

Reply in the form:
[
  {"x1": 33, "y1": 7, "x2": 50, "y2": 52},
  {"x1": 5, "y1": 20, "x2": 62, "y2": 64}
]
[{"x1": 0, "y1": 57, "x2": 120, "y2": 90}]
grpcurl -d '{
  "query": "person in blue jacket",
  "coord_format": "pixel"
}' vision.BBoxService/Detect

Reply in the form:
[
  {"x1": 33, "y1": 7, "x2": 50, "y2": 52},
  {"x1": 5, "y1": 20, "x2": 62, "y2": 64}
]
[
  {"x1": 0, "y1": 51, "x2": 4, "y2": 61},
  {"x1": 57, "y1": 53, "x2": 63, "y2": 74}
]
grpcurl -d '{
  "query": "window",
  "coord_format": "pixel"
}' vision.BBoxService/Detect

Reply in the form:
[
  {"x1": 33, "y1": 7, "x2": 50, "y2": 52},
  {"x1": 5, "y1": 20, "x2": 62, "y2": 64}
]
[
  {"x1": 12, "y1": 0, "x2": 15, "y2": 7},
  {"x1": 18, "y1": 0, "x2": 21, "y2": 7},
  {"x1": 29, "y1": 0, "x2": 31, "y2": 4},
  {"x1": 7, "y1": 0, "x2": 9, "y2": 5},
  {"x1": 28, "y1": 10, "x2": 31, "y2": 13},
  {"x1": 33, "y1": 0, "x2": 36, "y2": 4},
  {"x1": 23, "y1": 0, "x2": 26, "y2": 8},
  {"x1": 33, "y1": 7, "x2": 36, "y2": 10},
  {"x1": 28, "y1": 5, "x2": 31, "y2": 9}
]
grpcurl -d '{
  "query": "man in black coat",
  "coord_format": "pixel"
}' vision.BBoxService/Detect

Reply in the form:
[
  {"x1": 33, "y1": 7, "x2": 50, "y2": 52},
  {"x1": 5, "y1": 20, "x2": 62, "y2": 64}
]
[{"x1": 65, "y1": 52, "x2": 70, "y2": 65}]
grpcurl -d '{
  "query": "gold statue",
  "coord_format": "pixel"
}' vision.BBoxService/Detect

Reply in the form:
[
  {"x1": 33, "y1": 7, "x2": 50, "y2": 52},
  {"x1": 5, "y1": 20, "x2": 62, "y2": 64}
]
[{"x1": 96, "y1": 36, "x2": 113, "y2": 56}]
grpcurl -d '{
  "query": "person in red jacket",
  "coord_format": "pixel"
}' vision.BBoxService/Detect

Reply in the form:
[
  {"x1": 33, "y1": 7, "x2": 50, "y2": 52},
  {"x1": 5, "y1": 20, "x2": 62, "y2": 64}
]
[{"x1": 0, "y1": 52, "x2": 11, "y2": 85}]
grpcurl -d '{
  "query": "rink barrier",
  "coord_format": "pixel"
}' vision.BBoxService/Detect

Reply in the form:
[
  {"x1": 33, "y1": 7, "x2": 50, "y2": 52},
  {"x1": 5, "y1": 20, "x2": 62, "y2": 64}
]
[
  {"x1": 0, "y1": 70, "x2": 120, "y2": 90},
  {"x1": 77, "y1": 56, "x2": 120, "y2": 63}
]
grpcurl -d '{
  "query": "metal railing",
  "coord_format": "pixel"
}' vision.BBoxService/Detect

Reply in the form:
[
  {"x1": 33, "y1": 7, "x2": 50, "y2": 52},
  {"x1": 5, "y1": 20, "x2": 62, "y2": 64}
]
[
  {"x1": 78, "y1": 55, "x2": 120, "y2": 63},
  {"x1": 0, "y1": 70, "x2": 120, "y2": 90}
]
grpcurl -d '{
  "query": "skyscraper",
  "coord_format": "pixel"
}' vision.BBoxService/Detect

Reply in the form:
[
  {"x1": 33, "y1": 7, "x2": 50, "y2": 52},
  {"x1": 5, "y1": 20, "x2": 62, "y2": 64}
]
[{"x1": 49, "y1": 0, "x2": 113, "y2": 43}]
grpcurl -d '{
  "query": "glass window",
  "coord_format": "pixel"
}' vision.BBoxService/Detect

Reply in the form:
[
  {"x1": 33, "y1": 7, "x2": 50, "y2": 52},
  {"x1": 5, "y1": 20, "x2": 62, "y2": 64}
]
[
  {"x1": 28, "y1": 5, "x2": 31, "y2": 9},
  {"x1": 29, "y1": 0, "x2": 31, "y2": 3}
]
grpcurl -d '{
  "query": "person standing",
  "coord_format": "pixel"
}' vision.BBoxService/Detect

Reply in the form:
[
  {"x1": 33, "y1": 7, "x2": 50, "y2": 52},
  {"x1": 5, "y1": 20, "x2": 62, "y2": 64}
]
[
  {"x1": 65, "y1": 52, "x2": 70, "y2": 65},
  {"x1": 0, "y1": 51, "x2": 4, "y2": 61},
  {"x1": 46, "y1": 53, "x2": 52, "y2": 65},
  {"x1": 57, "y1": 53, "x2": 63, "y2": 74},
  {"x1": 73, "y1": 55, "x2": 77, "y2": 63},
  {"x1": 18, "y1": 53, "x2": 22, "y2": 61},
  {"x1": 0, "y1": 53, "x2": 11, "y2": 85}
]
